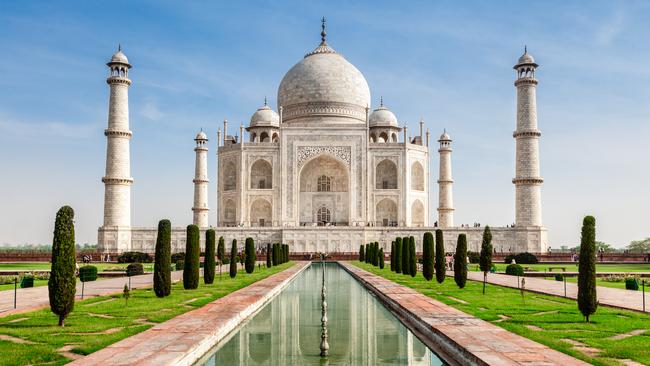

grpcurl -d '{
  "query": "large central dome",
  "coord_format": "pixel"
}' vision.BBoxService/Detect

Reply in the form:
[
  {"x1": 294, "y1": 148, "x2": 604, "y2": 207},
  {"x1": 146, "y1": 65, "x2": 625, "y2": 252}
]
[{"x1": 277, "y1": 38, "x2": 371, "y2": 123}]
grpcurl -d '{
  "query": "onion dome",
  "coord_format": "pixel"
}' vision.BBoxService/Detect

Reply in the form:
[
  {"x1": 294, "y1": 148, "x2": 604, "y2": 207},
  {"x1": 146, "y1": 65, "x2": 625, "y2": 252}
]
[
  {"x1": 277, "y1": 18, "x2": 370, "y2": 123},
  {"x1": 195, "y1": 130, "x2": 208, "y2": 141},
  {"x1": 439, "y1": 129, "x2": 451, "y2": 141},
  {"x1": 514, "y1": 46, "x2": 538, "y2": 68},
  {"x1": 249, "y1": 100, "x2": 280, "y2": 128},
  {"x1": 368, "y1": 98, "x2": 398, "y2": 127}
]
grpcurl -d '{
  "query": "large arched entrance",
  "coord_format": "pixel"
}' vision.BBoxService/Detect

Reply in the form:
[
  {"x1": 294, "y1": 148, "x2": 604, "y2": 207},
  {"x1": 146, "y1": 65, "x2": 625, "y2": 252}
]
[{"x1": 299, "y1": 154, "x2": 349, "y2": 226}]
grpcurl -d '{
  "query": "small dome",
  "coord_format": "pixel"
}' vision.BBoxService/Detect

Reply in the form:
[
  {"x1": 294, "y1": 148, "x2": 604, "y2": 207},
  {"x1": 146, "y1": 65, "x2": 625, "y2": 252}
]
[
  {"x1": 439, "y1": 130, "x2": 451, "y2": 141},
  {"x1": 110, "y1": 50, "x2": 129, "y2": 64},
  {"x1": 195, "y1": 130, "x2": 208, "y2": 140},
  {"x1": 250, "y1": 104, "x2": 279, "y2": 128},
  {"x1": 518, "y1": 51, "x2": 535, "y2": 65},
  {"x1": 369, "y1": 105, "x2": 398, "y2": 127}
]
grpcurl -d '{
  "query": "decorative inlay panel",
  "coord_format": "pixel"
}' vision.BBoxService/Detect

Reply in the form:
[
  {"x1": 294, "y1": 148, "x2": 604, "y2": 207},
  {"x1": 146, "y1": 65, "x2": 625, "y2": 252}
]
[{"x1": 297, "y1": 146, "x2": 351, "y2": 169}]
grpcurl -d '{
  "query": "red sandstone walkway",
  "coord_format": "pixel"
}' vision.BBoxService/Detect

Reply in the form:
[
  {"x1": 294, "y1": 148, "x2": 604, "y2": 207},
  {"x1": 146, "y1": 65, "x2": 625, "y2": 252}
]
[
  {"x1": 465, "y1": 271, "x2": 649, "y2": 312},
  {"x1": 67, "y1": 262, "x2": 309, "y2": 366},
  {"x1": 341, "y1": 262, "x2": 588, "y2": 366}
]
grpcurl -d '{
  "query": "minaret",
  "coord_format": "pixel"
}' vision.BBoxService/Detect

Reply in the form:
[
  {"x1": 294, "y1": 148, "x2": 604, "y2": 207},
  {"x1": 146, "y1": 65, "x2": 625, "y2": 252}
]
[
  {"x1": 192, "y1": 130, "x2": 209, "y2": 227},
  {"x1": 437, "y1": 130, "x2": 454, "y2": 228},
  {"x1": 101, "y1": 46, "x2": 133, "y2": 251},
  {"x1": 513, "y1": 47, "x2": 543, "y2": 227}
]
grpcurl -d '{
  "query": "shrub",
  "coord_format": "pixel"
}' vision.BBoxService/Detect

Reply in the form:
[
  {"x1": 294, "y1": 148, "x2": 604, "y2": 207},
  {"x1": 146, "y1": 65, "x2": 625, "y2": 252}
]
[
  {"x1": 175, "y1": 260, "x2": 184, "y2": 271},
  {"x1": 504, "y1": 252, "x2": 539, "y2": 265},
  {"x1": 435, "y1": 230, "x2": 445, "y2": 283},
  {"x1": 625, "y1": 277, "x2": 639, "y2": 291},
  {"x1": 402, "y1": 236, "x2": 409, "y2": 276},
  {"x1": 578, "y1": 216, "x2": 598, "y2": 322},
  {"x1": 171, "y1": 252, "x2": 185, "y2": 263},
  {"x1": 379, "y1": 248, "x2": 385, "y2": 269},
  {"x1": 365, "y1": 244, "x2": 370, "y2": 264},
  {"x1": 505, "y1": 264, "x2": 524, "y2": 276},
  {"x1": 454, "y1": 234, "x2": 468, "y2": 289},
  {"x1": 154, "y1": 219, "x2": 172, "y2": 297},
  {"x1": 79, "y1": 266, "x2": 98, "y2": 282},
  {"x1": 266, "y1": 243, "x2": 272, "y2": 267},
  {"x1": 284, "y1": 244, "x2": 289, "y2": 263},
  {"x1": 390, "y1": 241, "x2": 395, "y2": 272},
  {"x1": 204, "y1": 229, "x2": 216, "y2": 284},
  {"x1": 245, "y1": 237, "x2": 256, "y2": 274},
  {"x1": 555, "y1": 273, "x2": 564, "y2": 281},
  {"x1": 409, "y1": 237, "x2": 417, "y2": 277},
  {"x1": 422, "y1": 232, "x2": 434, "y2": 281},
  {"x1": 126, "y1": 263, "x2": 144, "y2": 276},
  {"x1": 467, "y1": 251, "x2": 480, "y2": 264},
  {"x1": 118, "y1": 251, "x2": 152, "y2": 263},
  {"x1": 217, "y1": 237, "x2": 225, "y2": 262},
  {"x1": 183, "y1": 225, "x2": 200, "y2": 290},
  {"x1": 394, "y1": 238, "x2": 402, "y2": 273},
  {"x1": 49, "y1": 206, "x2": 76, "y2": 326},
  {"x1": 359, "y1": 244, "x2": 365, "y2": 262},
  {"x1": 229, "y1": 240, "x2": 238, "y2": 278},
  {"x1": 20, "y1": 274, "x2": 34, "y2": 288},
  {"x1": 479, "y1": 226, "x2": 493, "y2": 294}
]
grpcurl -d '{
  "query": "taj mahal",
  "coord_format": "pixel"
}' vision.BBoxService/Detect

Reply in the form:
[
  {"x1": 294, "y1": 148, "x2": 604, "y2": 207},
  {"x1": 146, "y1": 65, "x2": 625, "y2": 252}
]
[{"x1": 98, "y1": 22, "x2": 547, "y2": 254}]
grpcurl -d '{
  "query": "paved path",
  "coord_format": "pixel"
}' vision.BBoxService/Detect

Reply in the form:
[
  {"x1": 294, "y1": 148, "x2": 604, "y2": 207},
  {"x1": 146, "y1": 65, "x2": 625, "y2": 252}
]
[
  {"x1": 342, "y1": 263, "x2": 589, "y2": 366},
  {"x1": 68, "y1": 262, "x2": 309, "y2": 366},
  {"x1": 465, "y1": 271, "x2": 649, "y2": 312},
  {"x1": 0, "y1": 264, "x2": 239, "y2": 316}
]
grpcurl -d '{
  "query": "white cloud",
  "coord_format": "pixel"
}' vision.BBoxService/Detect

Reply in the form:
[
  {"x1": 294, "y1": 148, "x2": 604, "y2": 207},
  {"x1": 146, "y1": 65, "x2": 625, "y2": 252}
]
[{"x1": 140, "y1": 100, "x2": 164, "y2": 121}]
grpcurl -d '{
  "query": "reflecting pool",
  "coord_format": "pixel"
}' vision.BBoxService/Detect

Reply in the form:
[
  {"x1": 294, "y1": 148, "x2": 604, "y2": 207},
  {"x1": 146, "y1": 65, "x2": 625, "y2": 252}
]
[{"x1": 196, "y1": 263, "x2": 446, "y2": 365}]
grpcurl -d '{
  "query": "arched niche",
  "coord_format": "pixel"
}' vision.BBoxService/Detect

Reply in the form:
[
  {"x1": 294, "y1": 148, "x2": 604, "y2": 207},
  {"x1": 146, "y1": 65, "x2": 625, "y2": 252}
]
[
  {"x1": 376, "y1": 198, "x2": 397, "y2": 226},
  {"x1": 224, "y1": 161, "x2": 237, "y2": 191},
  {"x1": 411, "y1": 161, "x2": 424, "y2": 191},
  {"x1": 250, "y1": 198, "x2": 272, "y2": 227},
  {"x1": 223, "y1": 199, "x2": 236, "y2": 225},
  {"x1": 299, "y1": 154, "x2": 349, "y2": 225},
  {"x1": 250, "y1": 159, "x2": 272, "y2": 189},
  {"x1": 376, "y1": 159, "x2": 397, "y2": 189},
  {"x1": 411, "y1": 200, "x2": 424, "y2": 227}
]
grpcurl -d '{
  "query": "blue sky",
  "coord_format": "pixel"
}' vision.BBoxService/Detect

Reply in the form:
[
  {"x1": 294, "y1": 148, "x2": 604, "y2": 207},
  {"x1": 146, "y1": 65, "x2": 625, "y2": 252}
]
[{"x1": 0, "y1": 1, "x2": 648, "y2": 248}]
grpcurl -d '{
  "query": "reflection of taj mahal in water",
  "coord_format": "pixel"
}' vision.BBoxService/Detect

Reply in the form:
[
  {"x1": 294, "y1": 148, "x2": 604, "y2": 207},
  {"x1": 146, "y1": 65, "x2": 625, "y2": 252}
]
[
  {"x1": 98, "y1": 22, "x2": 547, "y2": 254},
  {"x1": 199, "y1": 264, "x2": 440, "y2": 365}
]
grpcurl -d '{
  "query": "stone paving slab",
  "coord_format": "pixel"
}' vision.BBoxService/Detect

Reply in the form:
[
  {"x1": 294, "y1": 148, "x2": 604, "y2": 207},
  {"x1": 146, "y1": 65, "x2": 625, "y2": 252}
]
[
  {"x1": 464, "y1": 271, "x2": 649, "y2": 312},
  {"x1": 340, "y1": 262, "x2": 589, "y2": 366},
  {"x1": 67, "y1": 262, "x2": 309, "y2": 366}
]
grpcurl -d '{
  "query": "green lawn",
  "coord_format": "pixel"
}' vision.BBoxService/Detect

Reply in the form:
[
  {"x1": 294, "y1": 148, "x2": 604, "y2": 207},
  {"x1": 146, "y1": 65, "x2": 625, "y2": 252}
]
[
  {"x1": 0, "y1": 262, "x2": 293, "y2": 366},
  {"x1": 541, "y1": 275, "x2": 648, "y2": 290},
  {"x1": 352, "y1": 262, "x2": 650, "y2": 366},
  {"x1": 0, "y1": 279, "x2": 49, "y2": 291},
  {"x1": 0, "y1": 262, "x2": 155, "y2": 272},
  {"x1": 471, "y1": 263, "x2": 650, "y2": 273}
]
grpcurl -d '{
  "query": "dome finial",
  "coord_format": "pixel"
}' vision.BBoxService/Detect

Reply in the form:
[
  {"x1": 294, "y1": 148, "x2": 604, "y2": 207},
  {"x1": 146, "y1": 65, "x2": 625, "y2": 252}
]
[
  {"x1": 264, "y1": 96, "x2": 267, "y2": 106},
  {"x1": 524, "y1": 45, "x2": 527, "y2": 53},
  {"x1": 321, "y1": 17, "x2": 327, "y2": 44},
  {"x1": 380, "y1": 96, "x2": 383, "y2": 107}
]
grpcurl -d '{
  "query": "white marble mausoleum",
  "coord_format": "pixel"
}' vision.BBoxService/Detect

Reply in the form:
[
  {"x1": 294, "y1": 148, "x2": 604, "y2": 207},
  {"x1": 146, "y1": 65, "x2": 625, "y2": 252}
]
[{"x1": 98, "y1": 23, "x2": 548, "y2": 254}]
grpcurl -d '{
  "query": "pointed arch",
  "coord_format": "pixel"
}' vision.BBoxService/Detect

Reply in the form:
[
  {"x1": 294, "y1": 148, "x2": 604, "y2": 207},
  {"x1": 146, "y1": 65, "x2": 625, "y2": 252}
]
[
  {"x1": 223, "y1": 199, "x2": 236, "y2": 225},
  {"x1": 250, "y1": 198, "x2": 272, "y2": 227},
  {"x1": 224, "y1": 161, "x2": 237, "y2": 191},
  {"x1": 411, "y1": 161, "x2": 424, "y2": 191},
  {"x1": 250, "y1": 159, "x2": 272, "y2": 189},
  {"x1": 376, "y1": 159, "x2": 397, "y2": 189},
  {"x1": 376, "y1": 198, "x2": 397, "y2": 226},
  {"x1": 411, "y1": 200, "x2": 424, "y2": 227}
]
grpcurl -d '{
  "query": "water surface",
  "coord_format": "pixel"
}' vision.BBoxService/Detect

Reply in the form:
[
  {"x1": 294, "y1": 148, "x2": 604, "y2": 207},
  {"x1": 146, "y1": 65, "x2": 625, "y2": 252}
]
[{"x1": 196, "y1": 263, "x2": 445, "y2": 365}]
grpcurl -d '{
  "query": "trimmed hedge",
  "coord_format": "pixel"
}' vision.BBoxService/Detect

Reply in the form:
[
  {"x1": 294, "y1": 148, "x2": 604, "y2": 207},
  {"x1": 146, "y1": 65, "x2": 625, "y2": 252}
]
[
  {"x1": 555, "y1": 273, "x2": 564, "y2": 281},
  {"x1": 578, "y1": 216, "x2": 598, "y2": 322},
  {"x1": 402, "y1": 236, "x2": 409, "y2": 276},
  {"x1": 435, "y1": 230, "x2": 445, "y2": 283},
  {"x1": 379, "y1": 248, "x2": 385, "y2": 269},
  {"x1": 217, "y1": 237, "x2": 225, "y2": 262},
  {"x1": 204, "y1": 229, "x2": 216, "y2": 284},
  {"x1": 422, "y1": 232, "x2": 434, "y2": 281},
  {"x1": 394, "y1": 238, "x2": 402, "y2": 273},
  {"x1": 183, "y1": 225, "x2": 200, "y2": 290},
  {"x1": 229, "y1": 240, "x2": 238, "y2": 278},
  {"x1": 154, "y1": 219, "x2": 172, "y2": 297},
  {"x1": 454, "y1": 234, "x2": 468, "y2": 289},
  {"x1": 171, "y1": 252, "x2": 185, "y2": 263},
  {"x1": 504, "y1": 252, "x2": 539, "y2": 265},
  {"x1": 390, "y1": 241, "x2": 395, "y2": 272},
  {"x1": 79, "y1": 265, "x2": 98, "y2": 282},
  {"x1": 118, "y1": 251, "x2": 152, "y2": 263},
  {"x1": 20, "y1": 275, "x2": 34, "y2": 288},
  {"x1": 359, "y1": 245, "x2": 365, "y2": 262},
  {"x1": 505, "y1": 264, "x2": 524, "y2": 276},
  {"x1": 245, "y1": 237, "x2": 256, "y2": 274},
  {"x1": 467, "y1": 251, "x2": 480, "y2": 264},
  {"x1": 625, "y1": 277, "x2": 639, "y2": 291},
  {"x1": 126, "y1": 263, "x2": 144, "y2": 276},
  {"x1": 49, "y1": 206, "x2": 76, "y2": 327},
  {"x1": 408, "y1": 236, "x2": 417, "y2": 277},
  {"x1": 266, "y1": 243, "x2": 272, "y2": 267},
  {"x1": 175, "y1": 260, "x2": 184, "y2": 271}
]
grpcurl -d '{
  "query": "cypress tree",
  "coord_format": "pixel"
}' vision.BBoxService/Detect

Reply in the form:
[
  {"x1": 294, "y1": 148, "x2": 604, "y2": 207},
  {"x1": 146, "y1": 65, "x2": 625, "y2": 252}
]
[
  {"x1": 365, "y1": 244, "x2": 370, "y2": 263},
  {"x1": 229, "y1": 239, "x2": 238, "y2": 278},
  {"x1": 578, "y1": 216, "x2": 598, "y2": 322},
  {"x1": 183, "y1": 225, "x2": 200, "y2": 289},
  {"x1": 266, "y1": 243, "x2": 272, "y2": 267},
  {"x1": 204, "y1": 229, "x2": 216, "y2": 284},
  {"x1": 49, "y1": 206, "x2": 76, "y2": 326},
  {"x1": 272, "y1": 243, "x2": 278, "y2": 266},
  {"x1": 245, "y1": 237, "x2": 256, "y2": 273},
  {"x1": 422, "y1": 232, "x2": 434, "y2": 281},
  {"x1": 390, "y1": 241, "x2": 395, "y2": 271},
  {"x1": 379, "y1": 248, "x2": 385, "y2": 269},
  {"x1": 435, "y1": 229, "x2": 446, "y2": 283},
  {"x1": 479, "y1": 225, "x2": 493, "y2": 294},
  {"x1": 402, "y1": 236, "x2": 409, "y2": 276},
  {"x1": 409, "y1": 236, "x2": 417, "y2": 277},
  {"x1": 217, "y1": 236, "x2": 225, "y2": 263},
  {"x1": 284, "y1": 244, "x2": 289, "y2": 263},
  {"x1": 374, "y1": 242, "x2": 380, "y2": 266},
  {"x1": 454, "y1": 234, "x2": 468, "y2": 289},
  {"x1": 395, "y1": 238, "x2": 402, "y2": 273},
  {"x1": 359, "y1": 244, "x2": 365, "y2": 262},
  {"x1": 154, "y1": 219, "x2": 172, "y2": 297}
]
